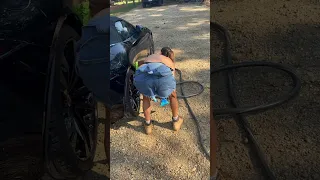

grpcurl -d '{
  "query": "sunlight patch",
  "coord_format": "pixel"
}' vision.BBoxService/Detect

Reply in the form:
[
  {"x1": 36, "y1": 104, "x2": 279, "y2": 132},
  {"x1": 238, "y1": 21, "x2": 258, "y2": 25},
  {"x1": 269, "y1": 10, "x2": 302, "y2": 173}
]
[
  {"x1": 150, "y1": 14, "x2": 163, "y2": 17},
  {"x1": 187, "y1": 20, "x2": 209, "y2": 27},
  {"x1": 176, "y1": 59, "x2": 210, "y2": 72},
  {"x1": 127, "y1": 120, "x2": 142, "y2": 127},
  {"x1": 192, "y1": 33, "x2": 210, "y2": 40},
  {"x1": 156, "y1": 8, "x2": 166, "y2": 12},
  {"x1": 179, "y1": 7, "x2": 208, "y2": 12},
  {"x1": 176, "y1": 26, "x2": 189, "y2": 30}
]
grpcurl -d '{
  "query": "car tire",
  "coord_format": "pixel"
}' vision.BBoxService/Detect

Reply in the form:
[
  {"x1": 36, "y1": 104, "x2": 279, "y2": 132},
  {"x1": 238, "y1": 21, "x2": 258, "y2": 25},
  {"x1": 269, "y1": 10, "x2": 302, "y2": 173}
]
[
  {"x1": 124, "y1": 68, "x2": 140, "y2": 117},
  {"x1": 44, "y1": 24, "x2": 98, "y2": 179},
  {"x1": 142, "y1": 2, "x2": 146, "y2": 8}
]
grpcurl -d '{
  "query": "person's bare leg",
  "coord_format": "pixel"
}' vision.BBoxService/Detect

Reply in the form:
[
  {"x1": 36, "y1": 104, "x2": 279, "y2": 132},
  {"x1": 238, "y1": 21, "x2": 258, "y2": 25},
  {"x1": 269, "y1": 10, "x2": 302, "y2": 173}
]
[
  {"x1": 169, "y1": 90, "x2": 183, "y2": 131},
  {"x1": 143, "y1": 95, "x2": 152, "y2": 122},
  {"x1": 169, "y1": 90, "x2": 179, "y2": 117},
  {"x1": 143, "y1": 95, "x2": 153, "y2": 134}
]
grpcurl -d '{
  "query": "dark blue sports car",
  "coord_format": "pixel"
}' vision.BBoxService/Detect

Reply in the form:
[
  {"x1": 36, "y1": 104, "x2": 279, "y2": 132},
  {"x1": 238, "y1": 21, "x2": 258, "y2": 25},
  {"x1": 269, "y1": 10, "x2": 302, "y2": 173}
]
[{"x1": 110, "y1": 16, "x2": 154, "y2": 116}]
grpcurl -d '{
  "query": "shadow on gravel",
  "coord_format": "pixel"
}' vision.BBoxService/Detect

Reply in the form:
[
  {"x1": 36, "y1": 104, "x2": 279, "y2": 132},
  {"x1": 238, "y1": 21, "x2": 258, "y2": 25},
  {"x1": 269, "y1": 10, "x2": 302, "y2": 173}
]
[
  {"x1": 111, "y1": 116, "x2": 145, "y2": 134},
  {"x1": 212, "y1": 18, "x2": 320, "y2": 180},
  {"x1": 82, "y1": 170, "x2": 110, "y2": 180}
]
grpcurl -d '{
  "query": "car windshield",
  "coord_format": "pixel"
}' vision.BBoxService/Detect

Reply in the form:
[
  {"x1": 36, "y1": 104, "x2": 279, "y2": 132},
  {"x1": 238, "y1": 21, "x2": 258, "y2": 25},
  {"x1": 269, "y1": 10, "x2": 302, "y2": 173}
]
[{"x1": 110, "y1": 27, "x2": 122, "y2": 44}]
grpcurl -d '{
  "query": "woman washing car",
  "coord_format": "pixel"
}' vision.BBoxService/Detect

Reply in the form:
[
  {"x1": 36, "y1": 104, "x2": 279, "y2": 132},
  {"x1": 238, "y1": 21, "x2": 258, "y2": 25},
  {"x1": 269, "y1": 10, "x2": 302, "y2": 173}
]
[{"x1": 133, "y1": 47, "x2": 184, "y2": 134}]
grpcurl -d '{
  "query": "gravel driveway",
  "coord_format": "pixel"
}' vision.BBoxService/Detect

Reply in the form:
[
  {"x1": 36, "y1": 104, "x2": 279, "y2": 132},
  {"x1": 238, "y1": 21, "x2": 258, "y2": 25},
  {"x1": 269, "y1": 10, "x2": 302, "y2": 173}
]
[
  {"x1": 212, "y1": 0, "x2": 320, "y2": 179},
  {"x1": 109, "y1": 3, "x2": 210, "y2": 179}
]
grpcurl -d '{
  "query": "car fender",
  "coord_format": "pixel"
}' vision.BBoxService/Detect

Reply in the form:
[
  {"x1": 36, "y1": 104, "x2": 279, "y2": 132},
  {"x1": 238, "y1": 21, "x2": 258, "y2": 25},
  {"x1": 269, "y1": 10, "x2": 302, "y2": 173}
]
[{"x1": 128, "y1": 32, "x2": 154, "y2": 65}]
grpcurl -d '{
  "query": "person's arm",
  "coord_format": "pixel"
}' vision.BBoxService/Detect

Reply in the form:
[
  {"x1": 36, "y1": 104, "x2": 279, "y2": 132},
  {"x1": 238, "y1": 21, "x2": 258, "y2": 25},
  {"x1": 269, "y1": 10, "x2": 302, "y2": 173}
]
[
  {"x1": 161, "y1": 56, "x2": 175, "y2": 70},
  {"x1": 160, "y1": 56, "x2": 175, "y2": 75}
]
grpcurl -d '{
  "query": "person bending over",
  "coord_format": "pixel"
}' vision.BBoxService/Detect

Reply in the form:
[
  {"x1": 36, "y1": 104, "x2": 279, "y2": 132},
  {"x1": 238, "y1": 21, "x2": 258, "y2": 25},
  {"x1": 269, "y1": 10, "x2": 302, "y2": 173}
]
[{"x1": 133, "y1": 47, "x2": 183, "y2": 134}]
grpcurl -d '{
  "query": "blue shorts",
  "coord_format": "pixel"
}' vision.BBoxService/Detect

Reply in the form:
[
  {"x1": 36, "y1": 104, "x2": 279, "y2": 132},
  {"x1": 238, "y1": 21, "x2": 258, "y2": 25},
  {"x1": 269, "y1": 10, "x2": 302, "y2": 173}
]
[{"x1": 133, "y1": 63, "x2": 176, "y2": 99}]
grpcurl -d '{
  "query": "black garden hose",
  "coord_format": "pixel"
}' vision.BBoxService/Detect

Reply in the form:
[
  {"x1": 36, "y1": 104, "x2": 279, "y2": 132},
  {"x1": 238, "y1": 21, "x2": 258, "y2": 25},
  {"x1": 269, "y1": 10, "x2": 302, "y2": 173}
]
[
  {"x1": 211, "y1": 22, "x2": 301, "y2": 180},
  {"x1": 175, "y1": 68, "x2": 210, "y2": 160}
]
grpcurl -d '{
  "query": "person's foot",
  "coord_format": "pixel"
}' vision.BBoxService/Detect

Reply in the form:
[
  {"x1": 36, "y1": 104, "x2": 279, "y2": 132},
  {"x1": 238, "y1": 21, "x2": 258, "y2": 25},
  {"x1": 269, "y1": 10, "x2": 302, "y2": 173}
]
[
  {"x1": 173, "y1": 116, "x2": 183, "y2": 131},
  {"x1": 144, "y1": 121, "x2": 153, "y2": 135}
]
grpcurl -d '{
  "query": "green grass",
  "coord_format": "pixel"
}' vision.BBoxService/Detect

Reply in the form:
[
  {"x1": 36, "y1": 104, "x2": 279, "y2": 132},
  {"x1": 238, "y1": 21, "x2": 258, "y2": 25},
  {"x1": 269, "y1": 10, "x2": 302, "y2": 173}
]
[
  {"x1": 72, "y1": 0, "x2": 90, "y2": 25},
  {"x1": 114, "y1": 0, "x2": 141, "y2": 5},
  {"x1": 111, "y1": 2, "x2": 141, "y2": 15}
]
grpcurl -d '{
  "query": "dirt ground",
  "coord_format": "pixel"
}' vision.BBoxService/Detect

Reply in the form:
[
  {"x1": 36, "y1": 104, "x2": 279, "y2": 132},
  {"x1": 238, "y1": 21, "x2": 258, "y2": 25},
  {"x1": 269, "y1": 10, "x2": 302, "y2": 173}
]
[
  {"x1": 109, "y1": 3, "x2": 210, "y2": 179},
  {"x1": 211, "y1": 0, "x2": 320, "y2": 180}
]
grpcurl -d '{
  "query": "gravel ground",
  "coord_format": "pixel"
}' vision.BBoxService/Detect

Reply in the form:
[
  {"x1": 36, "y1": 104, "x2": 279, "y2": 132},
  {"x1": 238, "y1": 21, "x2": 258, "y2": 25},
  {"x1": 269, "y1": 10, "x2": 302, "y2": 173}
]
[
  {"x1": 110, "y1": 3, "x2": 210, "y2": 179},
  {"x1": 211, "y1": 1, "x2": 320, "y2": 180}
]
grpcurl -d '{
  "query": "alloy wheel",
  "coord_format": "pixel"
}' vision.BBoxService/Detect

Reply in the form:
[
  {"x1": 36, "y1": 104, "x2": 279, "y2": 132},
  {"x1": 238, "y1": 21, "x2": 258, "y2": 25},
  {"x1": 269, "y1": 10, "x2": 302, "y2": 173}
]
[{"x1": 60, "y1": 39, "x2": 97, "y2": 161}]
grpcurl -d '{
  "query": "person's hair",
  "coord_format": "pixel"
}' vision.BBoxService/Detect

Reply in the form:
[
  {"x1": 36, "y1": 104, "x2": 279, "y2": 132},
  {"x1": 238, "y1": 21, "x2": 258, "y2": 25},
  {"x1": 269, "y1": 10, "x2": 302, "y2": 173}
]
[{"x1": 161, "y1": 47, "x2": 175, "y2": 62}]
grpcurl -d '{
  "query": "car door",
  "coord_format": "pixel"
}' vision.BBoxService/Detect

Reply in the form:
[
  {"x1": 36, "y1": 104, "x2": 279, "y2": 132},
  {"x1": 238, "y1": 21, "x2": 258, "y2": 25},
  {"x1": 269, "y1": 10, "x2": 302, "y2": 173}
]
[
  {"x1": 114, "y1": 20, "x2": 153, "y2": 65},
  {"x1": 109, "y1": 26, "x2": 129, "y2": 105}
]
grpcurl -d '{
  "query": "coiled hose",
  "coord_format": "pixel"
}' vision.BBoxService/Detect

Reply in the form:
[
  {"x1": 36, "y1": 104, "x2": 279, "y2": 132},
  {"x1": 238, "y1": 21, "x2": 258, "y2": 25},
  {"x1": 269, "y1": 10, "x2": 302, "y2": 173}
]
[{"x1": 211, "y1": 22, "x2": 301, "y2": 179}]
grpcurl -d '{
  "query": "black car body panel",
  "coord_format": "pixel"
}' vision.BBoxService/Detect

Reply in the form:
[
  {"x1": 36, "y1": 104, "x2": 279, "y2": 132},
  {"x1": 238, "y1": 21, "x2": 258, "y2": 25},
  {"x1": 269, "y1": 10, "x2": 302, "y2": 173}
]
[
  {"x1": 109, "y1": 16, "x2": 154, "y2": 106},
  {"x1": 142, "y1": 0, "x2": 163, "y2": 7},
  {"x1": 142, "y1": 0, "x2": 160, "y2": 3},
  {"x1": 0, "y1": 0, "x2": 83, "y2": 179}
]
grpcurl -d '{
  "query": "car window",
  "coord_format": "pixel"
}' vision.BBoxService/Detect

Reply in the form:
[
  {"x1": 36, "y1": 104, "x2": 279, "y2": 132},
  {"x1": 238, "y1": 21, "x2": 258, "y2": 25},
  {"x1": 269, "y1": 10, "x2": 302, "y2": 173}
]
[
  {"x1": 110, "y1": 27, "x2": 123, "y2": 44},
  {"x1": 121, "y1": 20, "x2": 136, "y2": 36},
  {"x1": 114, "y1": 20, "x2": 136, "y2": 41}
]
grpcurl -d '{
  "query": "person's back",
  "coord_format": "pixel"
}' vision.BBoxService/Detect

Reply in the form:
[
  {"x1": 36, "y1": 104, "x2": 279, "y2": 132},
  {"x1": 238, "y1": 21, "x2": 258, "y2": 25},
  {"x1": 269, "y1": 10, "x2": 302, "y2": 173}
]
[
  {"x1": 133, "y1": 47, "x2": 184, "y2": 135},
  {"x1": 144, "y1": 54, "x2": 175, "y2": 71}
]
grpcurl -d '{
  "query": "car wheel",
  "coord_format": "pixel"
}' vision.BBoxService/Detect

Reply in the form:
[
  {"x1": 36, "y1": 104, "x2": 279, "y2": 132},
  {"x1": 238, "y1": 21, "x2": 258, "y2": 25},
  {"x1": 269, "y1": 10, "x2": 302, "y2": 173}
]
[
  {"x1": 142, "y1": 2, "x2": 146, "y2": 8},
  {"x1": 124, "y1": 68, "x2": 140, "y2": 117},
  {"x1": 45, "y1": 24, "x2": 98, "y2": 179}
]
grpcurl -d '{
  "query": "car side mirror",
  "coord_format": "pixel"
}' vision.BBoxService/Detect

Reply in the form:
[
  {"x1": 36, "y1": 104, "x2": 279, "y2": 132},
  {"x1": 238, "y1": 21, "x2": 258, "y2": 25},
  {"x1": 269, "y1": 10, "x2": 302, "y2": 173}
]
[{"x1": 136, "y1": 25, "x2": 143, "y2": 32}]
